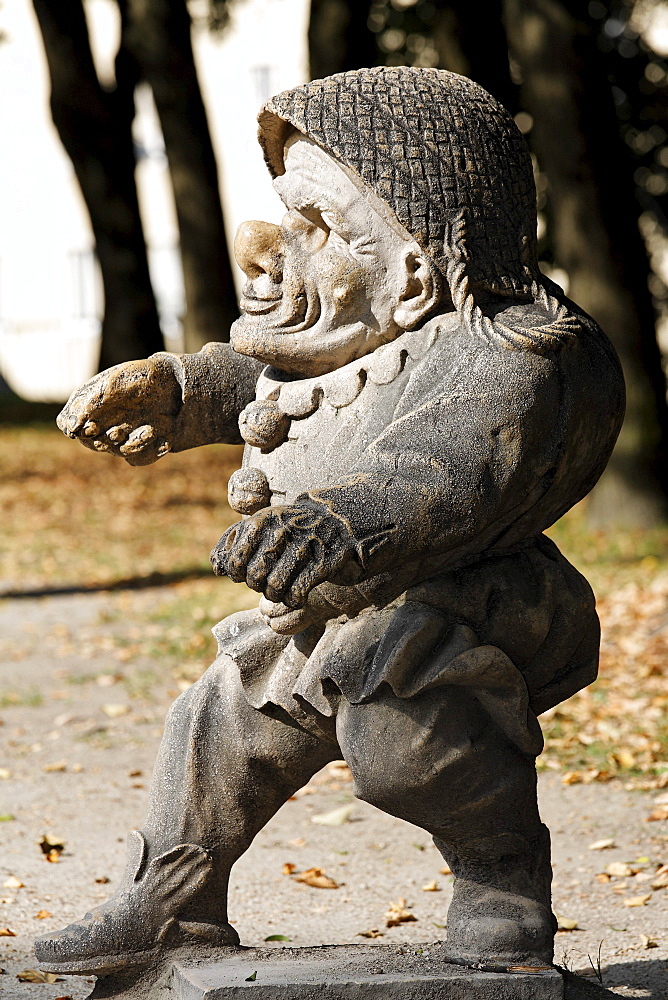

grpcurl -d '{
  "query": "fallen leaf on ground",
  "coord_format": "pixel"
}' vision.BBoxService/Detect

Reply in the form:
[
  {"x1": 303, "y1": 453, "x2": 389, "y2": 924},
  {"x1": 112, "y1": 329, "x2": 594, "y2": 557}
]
[
  {"x1": 421, "y1": 880, "x2": 440, "y2": 892},
  {"x1": 595, "y1": 873, "x2": 612, "y2": 883},
  {"x1": 70, "y1": 763, "x2": 84, "y2": 773},
  {"x1": 34, "y1": 910, "x2": 52, "y2": 919},
  {"x1": 282, "y1": 863, "x2": 296, "y2": 876},
  {"x1": 292, "y1": 867, "x2": 339, "y2": 889},
  {"x1": 645, "y1": 807, "x2": 668, "y2": 822},
  {"x1": 650, "y1": 865, "x2": 668, "y2": 890},
  {"x1": 264, "y1": 934, "x2": 291, "y2": 942},
  {"x1": 95, "y1": 876, "x2": 110, "y2": 884},
  {"x1": 16, "y1": 970, "x2": 61, "y2": 983},
  {"x1": 39, "y1": 834, "x2": 65, "y2": 853},
  {"x1": 556, "y1": 914, "x2": 578, "y2": 931},
  {"x1": 101, "y1": 704, "x2": 130, "y2": 718},
  {"x1": 288, "y1": 838, "x2": 305, "y2": 847},
  {"x1": 43, "y1": 759, "x2": 68, "y2": 773},
  {"x1": 54, "y1": 995, "x2": 74, "y2": 999},
  {"x1": 639, "y1": 933, "x2": 659, "y2": 949},
  {"x1": 589, "y1": 838, "x2": 615, "y2": 851},
  {"x1": 0, "y1": 768, "x2": 11, "y2": 780},
  {"x1": 311, "y1": 804, "x2": 354, "y2": 826},
  {"x1": 439, "y1": 863, "x2": 452, "y2": 875},
  {"x1": 357, "y1": 929, "x2": 383, "y2": 938},
  {"x1": 3, "y1": 876, "x2": 23, "y2": 889},
  {"x1": 0, "y1": 928, "x2": 16, "y2": 936},
  {"x1": 245, "y1": 971, "x2": 257, "y2": 982},
  {"x1": 385, "y1": 898, "x2": 417, "y2": 927},
  {"x1": 623, "y1": 894, "x2": 652, "y2": 907},
  {"x1": 606, "y1": 862, "x2": 634, "y2": 878}
]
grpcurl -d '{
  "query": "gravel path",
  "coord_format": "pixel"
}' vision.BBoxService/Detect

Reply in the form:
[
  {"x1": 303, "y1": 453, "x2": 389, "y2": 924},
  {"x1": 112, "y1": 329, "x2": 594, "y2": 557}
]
[{"x1": 1, "y1": 590, "x2": 666, "y2": 999}]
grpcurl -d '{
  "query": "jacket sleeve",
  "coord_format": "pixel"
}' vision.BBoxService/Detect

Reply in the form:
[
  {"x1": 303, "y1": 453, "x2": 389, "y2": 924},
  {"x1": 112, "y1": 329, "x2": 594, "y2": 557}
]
[{"x1": 153, "y1": 342, "x2": 264, "y2": 450}]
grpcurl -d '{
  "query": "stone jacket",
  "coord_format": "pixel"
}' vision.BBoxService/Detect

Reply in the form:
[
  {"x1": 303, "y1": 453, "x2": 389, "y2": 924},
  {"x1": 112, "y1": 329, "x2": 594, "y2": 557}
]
[{"x1": 171, "y1": 300, "x2": 624, "y2": 752}]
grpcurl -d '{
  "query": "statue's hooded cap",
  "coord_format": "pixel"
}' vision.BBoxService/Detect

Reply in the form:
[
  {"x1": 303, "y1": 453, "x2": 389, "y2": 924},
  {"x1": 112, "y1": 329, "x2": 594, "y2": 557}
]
[{"x1": 257, "y1": 66, "x2": 540, "y2": 301}]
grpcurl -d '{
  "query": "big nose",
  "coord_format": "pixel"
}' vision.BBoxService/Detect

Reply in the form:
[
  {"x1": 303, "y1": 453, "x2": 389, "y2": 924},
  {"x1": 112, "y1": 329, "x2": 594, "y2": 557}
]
[{"x1": 234, "y1": 221, "x2": 284, "y2": 281}]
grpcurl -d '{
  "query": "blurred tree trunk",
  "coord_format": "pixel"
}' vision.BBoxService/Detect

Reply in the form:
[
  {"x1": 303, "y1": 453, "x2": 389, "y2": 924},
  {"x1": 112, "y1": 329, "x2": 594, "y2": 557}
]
[
  {"x1": 504, "y1": 0, "x2": 668, "y2": 526},
  {"x1": 431, "y1": 1, "x2": 518, "y2": 114},
  {"x1": 32, "y1": 0, "x2": 164, "y2": 371},
  {"x1": 308, "y1": 0, "x2": 378, "y2": 78},
  {"x1": 123, "y1": 0, "x2": 237, "y2": 352}
]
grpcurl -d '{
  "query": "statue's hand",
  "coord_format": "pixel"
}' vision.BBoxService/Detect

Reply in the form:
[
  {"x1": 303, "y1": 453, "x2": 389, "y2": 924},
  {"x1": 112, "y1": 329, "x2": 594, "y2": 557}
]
[
  {"x1": 56, "y1": 356, "x2": 182, "y2": 466},
  {"x1": 211, "y1": 503, "x2": 360, "y2": 609}
]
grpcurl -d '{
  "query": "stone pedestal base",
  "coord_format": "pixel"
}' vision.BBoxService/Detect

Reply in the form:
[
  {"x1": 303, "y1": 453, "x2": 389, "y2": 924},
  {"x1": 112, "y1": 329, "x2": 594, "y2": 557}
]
[{"x1": 171, "y1": 945, "x2": 564, "y2": 1000}]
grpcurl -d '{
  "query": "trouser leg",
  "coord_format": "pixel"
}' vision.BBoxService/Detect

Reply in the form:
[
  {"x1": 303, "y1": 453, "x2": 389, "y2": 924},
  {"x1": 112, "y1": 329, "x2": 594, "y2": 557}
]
[
  {"x1": 36, "y1": 653, "x2": 337, "y2": 974},
  {"x1": 142, "y1": 652, "x2": 339, "y2": 924},
  {"x1": 336, "y1": 684, "x2": 554, "y2": 968}
]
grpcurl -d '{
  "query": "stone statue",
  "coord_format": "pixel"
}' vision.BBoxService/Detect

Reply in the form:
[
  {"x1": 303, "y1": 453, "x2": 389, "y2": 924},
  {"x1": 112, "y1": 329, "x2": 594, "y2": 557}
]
[{"x1": 37, "y1": 67, "x2": 625, "y2": 983}]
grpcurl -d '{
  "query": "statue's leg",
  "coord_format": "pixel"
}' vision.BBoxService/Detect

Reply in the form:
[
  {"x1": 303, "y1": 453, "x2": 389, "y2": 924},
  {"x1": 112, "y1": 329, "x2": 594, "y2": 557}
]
[
  {"x1": 36, "y1": 653, "x2": 337, "y2": 975},
  {"x1": 337, "y1": 684, "x2": 554, "y2": 971}
]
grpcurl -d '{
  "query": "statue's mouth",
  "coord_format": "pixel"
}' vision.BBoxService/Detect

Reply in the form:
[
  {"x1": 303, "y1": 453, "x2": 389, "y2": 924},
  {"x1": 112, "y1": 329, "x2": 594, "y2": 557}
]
[{"x1": 239, "y1": 293, "x2": 283, "y2": 316}]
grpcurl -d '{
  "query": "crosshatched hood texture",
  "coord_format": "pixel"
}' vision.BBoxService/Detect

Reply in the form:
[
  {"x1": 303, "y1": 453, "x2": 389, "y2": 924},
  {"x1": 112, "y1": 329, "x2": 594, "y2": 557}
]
[{"x1": 257, "y1": 66, "x2": 540, "y2": 301}]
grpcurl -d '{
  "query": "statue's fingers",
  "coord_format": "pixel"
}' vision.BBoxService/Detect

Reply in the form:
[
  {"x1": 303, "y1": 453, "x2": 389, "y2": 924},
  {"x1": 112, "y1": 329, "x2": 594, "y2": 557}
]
[
  {"x1": 106, "y1": 423, "x2": 132, "y2": 444},
  {"x1": 119, "y1": 424, "x2": 157, "y2": 454},
  {"x1": 263, "y1": 540, "x2": 314, "y2": 605},
  {"x1": 223, "y1": 515, "x2": 275, "y2": 579},
  {"x1": 281, "y1": 546, "x2": 335, "y2": 609},
  {"x1": 244, "y1": 533, "x2": 290, "y2": 593},
  {"x1": 121, "y1": 438, "x2": 170, "y2": 467}
]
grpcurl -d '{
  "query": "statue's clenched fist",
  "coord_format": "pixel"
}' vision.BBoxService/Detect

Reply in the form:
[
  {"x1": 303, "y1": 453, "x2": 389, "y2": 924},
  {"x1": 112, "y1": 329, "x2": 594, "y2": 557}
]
[
  {"x1": 56, "y1": 356, "x2": 182, "y2": 466},
  {"x1": 211, "y1": 502, "x2": 361, "y2": 609}
]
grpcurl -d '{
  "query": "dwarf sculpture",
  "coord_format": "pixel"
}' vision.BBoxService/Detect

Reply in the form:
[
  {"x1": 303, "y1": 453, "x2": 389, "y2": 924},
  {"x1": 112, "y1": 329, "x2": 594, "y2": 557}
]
[{"x1": 38, "y1": 67, "x2": 624, "y2": 979}]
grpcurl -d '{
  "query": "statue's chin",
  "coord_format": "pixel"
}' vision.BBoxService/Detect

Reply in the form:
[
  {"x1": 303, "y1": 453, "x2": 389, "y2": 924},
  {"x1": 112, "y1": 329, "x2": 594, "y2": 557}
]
[{"x1": 230, "y1": 315, "x2": 392, "y2": 378}]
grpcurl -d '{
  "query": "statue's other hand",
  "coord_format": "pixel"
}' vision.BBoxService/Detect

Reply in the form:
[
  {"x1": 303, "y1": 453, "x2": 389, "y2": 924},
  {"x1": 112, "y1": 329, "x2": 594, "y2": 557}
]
[
  {"x1": 56, "y1": 356, "x2": 182, "y2": 466},
  {"x1": 210, "y1": 503, "x2": 360, "y2": 609}
]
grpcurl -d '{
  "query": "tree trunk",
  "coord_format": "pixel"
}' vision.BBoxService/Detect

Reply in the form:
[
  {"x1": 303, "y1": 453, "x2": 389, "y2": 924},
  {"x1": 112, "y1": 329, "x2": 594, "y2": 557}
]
[
  {"x1": 504, "y1": 0, "x2": 668, "y2": 526},
  {"x1": 32, "y1": 0, "x2": 164, "y2": 371},
  {"x1": 431, "y1": 0, "x2": 518, "y2": 114},
  {"x1": 123, "y1": 0, "x2": 237, "y2": 352},
  {"x1": 308, "y1": 0, "x2": 378, "y2": 79}
]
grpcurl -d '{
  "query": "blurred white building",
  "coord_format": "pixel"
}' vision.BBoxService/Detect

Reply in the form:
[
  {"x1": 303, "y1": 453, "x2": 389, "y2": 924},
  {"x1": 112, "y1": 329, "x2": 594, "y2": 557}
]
[{"x1": 0, "y1": 0, "x2": 309, "y2": 401}]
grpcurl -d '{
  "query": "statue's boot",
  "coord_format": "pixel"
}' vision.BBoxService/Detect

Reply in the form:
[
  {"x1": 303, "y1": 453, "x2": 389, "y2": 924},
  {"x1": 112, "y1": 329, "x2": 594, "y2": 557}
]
[
  {"x1": 440, "y1": 824, "x2": 556, "y2": 971},
  {"x1": 35, "y1": 831, "x2": 239, "y2": 976}
]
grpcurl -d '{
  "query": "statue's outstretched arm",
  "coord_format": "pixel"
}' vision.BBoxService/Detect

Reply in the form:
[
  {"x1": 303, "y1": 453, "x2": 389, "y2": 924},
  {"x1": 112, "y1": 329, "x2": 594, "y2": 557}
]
[{"x1": 57, "y1": 342, "x2": 264, "y2": 465}]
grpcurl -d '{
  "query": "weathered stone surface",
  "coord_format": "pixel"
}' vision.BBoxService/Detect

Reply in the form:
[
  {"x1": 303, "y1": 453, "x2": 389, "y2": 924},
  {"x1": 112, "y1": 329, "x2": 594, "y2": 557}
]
[
  {"x1": 40, "y1": 66, "x2": 626, "y2": 992},
  {"x1": 172, "y1": 946, "x2": 564, "y2": 1000}
]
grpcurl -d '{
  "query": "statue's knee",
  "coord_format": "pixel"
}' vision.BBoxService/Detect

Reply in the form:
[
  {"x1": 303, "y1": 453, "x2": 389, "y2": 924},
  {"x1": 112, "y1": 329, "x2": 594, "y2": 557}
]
[{"x1": 163, "y1": 660, "x2": 227, "y2": 737}]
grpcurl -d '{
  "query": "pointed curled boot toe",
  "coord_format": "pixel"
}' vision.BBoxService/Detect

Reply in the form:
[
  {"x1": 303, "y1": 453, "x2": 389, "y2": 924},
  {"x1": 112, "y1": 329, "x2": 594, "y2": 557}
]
[{"x1": 35, "y1": 832, "x2": 239, "y2": 976}]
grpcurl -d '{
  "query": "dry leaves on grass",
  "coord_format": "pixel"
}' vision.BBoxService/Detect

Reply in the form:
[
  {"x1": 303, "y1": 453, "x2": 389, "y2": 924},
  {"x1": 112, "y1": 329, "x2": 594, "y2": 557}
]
[
  {"x1": 537, "y1": 563, "x2": 668, "y2": 789},
  {"x1": 385, "y1": 898, "x2": 417, "y2": 927},
  {"x1": 0, "y1": 427, "x2": 242, "y2": 593}
]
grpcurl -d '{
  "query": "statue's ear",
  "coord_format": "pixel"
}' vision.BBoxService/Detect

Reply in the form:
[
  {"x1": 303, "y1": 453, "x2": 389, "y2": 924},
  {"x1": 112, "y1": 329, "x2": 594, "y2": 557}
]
[{"x1": 393, "y1": 248, "x2": 443, "y2": 329}]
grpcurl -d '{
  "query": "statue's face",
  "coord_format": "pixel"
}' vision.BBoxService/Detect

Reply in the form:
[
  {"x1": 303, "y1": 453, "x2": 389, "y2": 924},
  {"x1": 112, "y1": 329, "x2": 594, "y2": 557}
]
[{"x1": 230, "y1": 136, "x2": 426, "y2": 377}]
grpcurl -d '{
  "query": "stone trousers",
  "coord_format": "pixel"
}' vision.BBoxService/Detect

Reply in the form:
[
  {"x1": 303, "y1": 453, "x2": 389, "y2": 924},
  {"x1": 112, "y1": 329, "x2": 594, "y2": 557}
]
[{"x1": 141, "y1": 652, "x2": 543, "y2": 926}]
